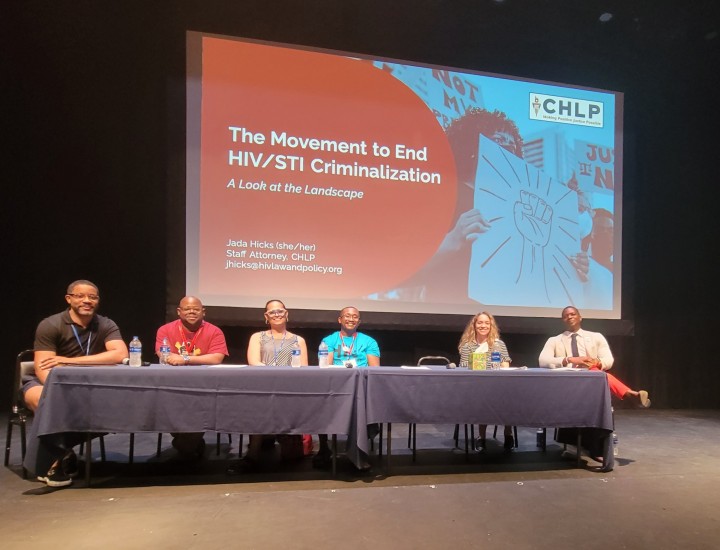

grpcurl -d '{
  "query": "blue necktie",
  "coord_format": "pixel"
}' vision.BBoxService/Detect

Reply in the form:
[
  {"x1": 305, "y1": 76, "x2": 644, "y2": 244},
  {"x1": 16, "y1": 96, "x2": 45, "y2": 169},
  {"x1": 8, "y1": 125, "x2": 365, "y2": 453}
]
[{"x1": 571, "y1": 333, "x2": 579, "y2": 357}]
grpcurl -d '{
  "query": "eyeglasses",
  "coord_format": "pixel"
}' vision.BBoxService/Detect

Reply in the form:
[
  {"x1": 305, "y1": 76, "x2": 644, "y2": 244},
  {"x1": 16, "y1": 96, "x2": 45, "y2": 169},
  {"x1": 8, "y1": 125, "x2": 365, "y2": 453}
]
[
  {"x1": 342, "y1": 314, "x2": 360, "y2": 320},
  {"x1": 266, "y1": 309, "x2": 287, "y2": 317},
  {"x1": 68, "y1": 293, "x2": 99, "y2": 301}
]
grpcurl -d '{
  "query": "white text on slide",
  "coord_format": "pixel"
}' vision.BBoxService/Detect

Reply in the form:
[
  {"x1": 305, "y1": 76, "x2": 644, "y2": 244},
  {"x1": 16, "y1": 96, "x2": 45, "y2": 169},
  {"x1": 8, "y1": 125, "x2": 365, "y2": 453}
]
[{"x1": 224, "y1": 239, "x2": 341, "y2": 274}]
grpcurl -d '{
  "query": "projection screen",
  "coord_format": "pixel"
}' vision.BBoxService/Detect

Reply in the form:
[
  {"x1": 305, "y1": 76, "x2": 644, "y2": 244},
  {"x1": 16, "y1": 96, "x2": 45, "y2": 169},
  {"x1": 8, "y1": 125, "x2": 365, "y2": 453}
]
[{"x1": 186, "y1": 32, "x2": 623, "y2": 322}]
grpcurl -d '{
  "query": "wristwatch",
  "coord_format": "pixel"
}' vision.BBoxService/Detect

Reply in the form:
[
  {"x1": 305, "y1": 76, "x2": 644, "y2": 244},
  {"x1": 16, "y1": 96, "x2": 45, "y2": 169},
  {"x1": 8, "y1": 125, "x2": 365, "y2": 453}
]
[{"x1": 183, "y1": 354, "x2": 190, "y2": 365}]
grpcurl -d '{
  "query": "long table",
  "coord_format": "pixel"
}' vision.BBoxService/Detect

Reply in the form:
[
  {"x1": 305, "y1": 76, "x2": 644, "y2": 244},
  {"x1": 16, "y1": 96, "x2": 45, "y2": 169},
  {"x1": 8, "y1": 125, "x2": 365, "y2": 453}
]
[
  {"x1": 24, "y1": 365, "x2": 615, "y2": 485},
  {"x1": 24, "y1": 364, "x2": 369, "y2": 484},
  {"x1": 364, "y1": 366, "x2": 614, "y2": 471}
]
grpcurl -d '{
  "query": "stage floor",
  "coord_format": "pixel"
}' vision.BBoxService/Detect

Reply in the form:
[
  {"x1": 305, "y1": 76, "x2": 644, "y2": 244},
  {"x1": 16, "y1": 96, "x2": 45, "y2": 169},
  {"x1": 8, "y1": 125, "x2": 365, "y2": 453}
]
[{"x1": 3, "y1": 409, "x2": 720, "y2": 549}]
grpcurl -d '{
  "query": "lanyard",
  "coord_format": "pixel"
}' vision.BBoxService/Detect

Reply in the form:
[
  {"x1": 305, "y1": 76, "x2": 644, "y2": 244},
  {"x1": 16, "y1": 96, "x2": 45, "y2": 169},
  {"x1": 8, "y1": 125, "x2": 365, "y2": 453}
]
[
  {"x1": 339, "y1": 332, "x2": 357, "y2": 356},
  {"x1": 178, "y1": 321, "x2": 204, "y2": 353},
  {"x1": 271, "y1": 330, "x2": 287, "y2": 366},
  {"x1": 71, "y1": 325, "x2": 92, "y2": 356}
]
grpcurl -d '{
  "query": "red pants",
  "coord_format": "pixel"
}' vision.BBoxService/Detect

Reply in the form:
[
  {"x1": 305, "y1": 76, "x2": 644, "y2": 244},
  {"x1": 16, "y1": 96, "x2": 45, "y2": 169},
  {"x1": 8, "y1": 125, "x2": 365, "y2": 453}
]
[{"x1": 590, "y1": 366, "x2": 631, "y2": 399}]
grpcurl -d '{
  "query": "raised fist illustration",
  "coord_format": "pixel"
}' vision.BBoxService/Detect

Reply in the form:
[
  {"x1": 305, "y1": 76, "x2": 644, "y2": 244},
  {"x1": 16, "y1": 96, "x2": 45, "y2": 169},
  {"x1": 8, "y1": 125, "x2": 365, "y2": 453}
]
[{"x1": 513, "y1": 190, "x2": 553, "y2": 247}]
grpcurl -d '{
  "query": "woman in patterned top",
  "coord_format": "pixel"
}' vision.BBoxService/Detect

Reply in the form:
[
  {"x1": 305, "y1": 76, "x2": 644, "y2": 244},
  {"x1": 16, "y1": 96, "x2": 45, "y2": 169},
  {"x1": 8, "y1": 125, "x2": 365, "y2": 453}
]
[
  {"x1": 247, "y1": 299, "x2": 308, "y2": 366},
  {"x1": 228, "y1": 300, "x2": 309, "y2": 475},
  {"x1": 458, "y1": 311, "x2": 514, "y2": 450}
]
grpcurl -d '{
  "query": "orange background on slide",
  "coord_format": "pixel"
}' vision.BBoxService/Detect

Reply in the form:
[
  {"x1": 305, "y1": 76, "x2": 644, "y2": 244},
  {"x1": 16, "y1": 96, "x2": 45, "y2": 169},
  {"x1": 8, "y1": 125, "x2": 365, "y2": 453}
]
[{"x1": 198, "y1": 37, "x2": 457, "y2": 297}]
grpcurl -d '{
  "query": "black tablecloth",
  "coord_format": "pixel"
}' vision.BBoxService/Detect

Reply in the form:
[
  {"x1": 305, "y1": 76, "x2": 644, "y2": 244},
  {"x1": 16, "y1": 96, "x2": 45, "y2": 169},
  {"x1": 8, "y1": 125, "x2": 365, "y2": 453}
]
[
  {"x1": 365, "y1": 366, "x2": 614, "y2": 469},
  {"x1": 24, "y1": 365, "x2": 614, "y2": 476},
  {"x1": 24, "y1": 365, "x2": 369, "y2": 474}
]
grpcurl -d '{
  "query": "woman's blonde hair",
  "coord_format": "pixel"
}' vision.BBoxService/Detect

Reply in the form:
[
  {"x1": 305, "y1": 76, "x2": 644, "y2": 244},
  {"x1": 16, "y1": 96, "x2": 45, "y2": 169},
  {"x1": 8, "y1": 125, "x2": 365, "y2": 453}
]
[{"x1": 458, "y1": 311, "x2": 500, "y2": 349}]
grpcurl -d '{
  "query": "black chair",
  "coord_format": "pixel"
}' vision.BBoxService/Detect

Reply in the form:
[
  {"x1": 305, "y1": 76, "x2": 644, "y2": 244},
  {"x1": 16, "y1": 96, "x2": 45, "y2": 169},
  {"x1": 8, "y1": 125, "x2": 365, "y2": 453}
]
[
  {"x1": 149, "y1": 433, "x2": 235, "y2": 460},
  {"x1": 5, "y1": 349, "x2": 112, "y2": 477},
  {"x1": 4, "y1": 349, "x2": 35, "y2": 478},
  {"x1": 128, "y1": 433, "x2": 162, "y2": 463},
  {"x1": 407, "y1": 356, "x2": 471, "y2": 461},
  {"x1": 555, "y1": 406, "x2": 615, "y2": 469},
  {"x1": 408, "y1": 356, "x2": 450, "y2": 453}
]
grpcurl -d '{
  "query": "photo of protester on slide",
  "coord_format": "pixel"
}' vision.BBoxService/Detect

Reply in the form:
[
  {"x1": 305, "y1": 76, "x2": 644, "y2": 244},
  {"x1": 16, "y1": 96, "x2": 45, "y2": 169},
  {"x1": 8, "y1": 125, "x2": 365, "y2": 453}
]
[
  {"x1": 372, "y1": 108, "x2": 526, "y2": 303},
  {"x1": 371, "y1": 106, "x2": 602, "y2": 308},
  {"x1": 574, "y1": 206, "x2": 614, "y2": 309}
]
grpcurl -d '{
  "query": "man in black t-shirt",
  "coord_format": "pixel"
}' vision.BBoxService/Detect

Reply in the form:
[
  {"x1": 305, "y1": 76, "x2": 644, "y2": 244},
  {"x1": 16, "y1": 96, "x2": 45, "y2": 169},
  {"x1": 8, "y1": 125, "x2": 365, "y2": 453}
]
[{"x1": 24, "y1": 280, "x2": 128, "y2": 487}]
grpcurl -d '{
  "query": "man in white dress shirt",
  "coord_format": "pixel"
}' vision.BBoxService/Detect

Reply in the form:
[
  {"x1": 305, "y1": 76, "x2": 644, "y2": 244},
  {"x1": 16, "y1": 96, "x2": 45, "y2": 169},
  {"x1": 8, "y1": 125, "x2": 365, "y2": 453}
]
[{"x1": 539, "y1": 306, "x2": 650, "y2": 407}]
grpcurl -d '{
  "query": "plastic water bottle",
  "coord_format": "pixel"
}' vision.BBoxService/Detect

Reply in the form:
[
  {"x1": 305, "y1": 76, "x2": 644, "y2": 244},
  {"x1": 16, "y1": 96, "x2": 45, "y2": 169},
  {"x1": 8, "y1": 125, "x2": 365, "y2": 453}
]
[
  {"x1": 291, "y1": 341, "x2": 301, "y2": 367},
  {"x1": 490, "y1": 351, "x2": 501, "y2": 370},
  {"x1": 318, "y1": 341, "x2": 329, "y2": 367},
  {"x1": 612, "y1": 432, "x2": 619, "y2": 456},
  {"x1": 159, "y1": 337, "x2": 171, "y2": 365},
  {"x1": 129, "y1": 336, "x2": 142, "y2": 367}
]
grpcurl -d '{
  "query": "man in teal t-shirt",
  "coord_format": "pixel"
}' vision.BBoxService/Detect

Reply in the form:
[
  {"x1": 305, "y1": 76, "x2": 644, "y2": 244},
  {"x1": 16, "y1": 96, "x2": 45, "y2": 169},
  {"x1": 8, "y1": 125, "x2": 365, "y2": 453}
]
[
  {"x1": 322, "y1": 306, "x2": 380, "y2": 367},
  {"x1": 315, "y1": 307, "x2": 380, "y2": 468}
]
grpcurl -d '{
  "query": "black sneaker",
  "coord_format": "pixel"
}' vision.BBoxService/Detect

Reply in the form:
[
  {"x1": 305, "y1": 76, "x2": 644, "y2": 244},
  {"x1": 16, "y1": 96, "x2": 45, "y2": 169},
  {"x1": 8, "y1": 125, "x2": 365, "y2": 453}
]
[
  {"x1": 226, "y1": 458, "x2": 260, "y2": 475},
  {"x1": 171, "y1": 436, "x2": 206, "y2": 460},
  {"x1": 61, "y1": 451, "x2": 79, "y2": 478},
  {"x1": 312, "y1": 450, "x2": 332, "y2": 469},
  {"x1": 195, "y1": 439, "x2": 206, "y2": 459},
  {"x1": 38, "y1": 466, "x2": 73, "y2": 488}
]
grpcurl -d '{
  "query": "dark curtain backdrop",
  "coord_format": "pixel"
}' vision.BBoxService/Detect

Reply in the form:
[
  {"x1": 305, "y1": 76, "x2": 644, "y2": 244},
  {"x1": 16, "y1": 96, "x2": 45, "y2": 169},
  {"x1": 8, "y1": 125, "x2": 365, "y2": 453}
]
[{"x1": 5, "y1": 1, "x2": 719, "y2": 409}]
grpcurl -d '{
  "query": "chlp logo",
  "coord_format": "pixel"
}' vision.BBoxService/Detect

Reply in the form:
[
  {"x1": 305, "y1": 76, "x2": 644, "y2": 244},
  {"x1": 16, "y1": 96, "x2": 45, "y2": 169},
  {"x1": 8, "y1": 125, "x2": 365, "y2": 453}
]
[{"x1": 529, "y1": 93, "x2": 604, "y2": 127}]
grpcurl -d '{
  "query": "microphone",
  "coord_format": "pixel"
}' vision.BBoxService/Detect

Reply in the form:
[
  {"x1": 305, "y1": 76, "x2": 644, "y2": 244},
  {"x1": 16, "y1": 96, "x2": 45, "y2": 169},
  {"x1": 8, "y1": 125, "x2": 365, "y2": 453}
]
[
  {"x1": 418, "y1": 356, "x2": 455, "y2": 369},
  {"x1": 122, "y1": 357, "x2": 130, "y2": 365}
]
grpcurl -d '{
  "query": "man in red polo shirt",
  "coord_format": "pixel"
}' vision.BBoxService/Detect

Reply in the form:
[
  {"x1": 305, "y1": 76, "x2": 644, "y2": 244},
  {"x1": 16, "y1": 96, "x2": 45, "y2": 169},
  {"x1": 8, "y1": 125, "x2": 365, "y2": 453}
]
[{"x1": 155, "y1": 296, "x2": 229, "y2": 457}]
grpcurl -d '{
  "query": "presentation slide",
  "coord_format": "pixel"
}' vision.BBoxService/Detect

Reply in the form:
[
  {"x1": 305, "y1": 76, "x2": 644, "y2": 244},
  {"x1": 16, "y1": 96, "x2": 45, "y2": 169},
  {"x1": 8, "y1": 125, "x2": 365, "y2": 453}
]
[{"x1": 186, "y1": 32, "x2": 623, "y2": 319}]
